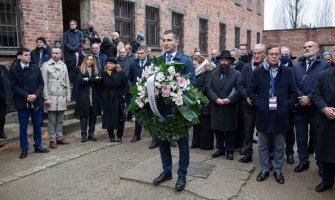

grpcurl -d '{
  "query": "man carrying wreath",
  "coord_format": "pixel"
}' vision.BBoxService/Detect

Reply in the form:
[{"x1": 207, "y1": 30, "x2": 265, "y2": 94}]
[{"x1": 152, "y1": 30, "x2": 196, "y2": 191}]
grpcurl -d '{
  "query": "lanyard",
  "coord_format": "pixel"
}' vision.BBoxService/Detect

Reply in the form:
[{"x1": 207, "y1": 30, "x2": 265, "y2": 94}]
[{"x1": 269, "y1": 71, "x2": 276, "y2": 97}]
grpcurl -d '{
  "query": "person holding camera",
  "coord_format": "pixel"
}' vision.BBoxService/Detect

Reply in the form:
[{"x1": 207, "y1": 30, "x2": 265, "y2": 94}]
[
  {"x1": 82, "y1": 20, "x2": 101, "y2": 44},
  {"x1": 30, "y1": 37, "x2": 52, "y2": 68}
]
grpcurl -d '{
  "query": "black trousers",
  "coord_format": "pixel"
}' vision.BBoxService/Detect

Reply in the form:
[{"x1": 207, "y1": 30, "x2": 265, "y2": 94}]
[
  {"x1": 321, "y1": 162, "x2": 335, "y2": 185},
  {"x1": 285, "y1": 110, "x2": 295, "y2": 156},
  {"x1": 241, "y1": 108, "x2": 256, "y2": 155},
  {"x1": 0, "y1": 117, "x2": 5, "y2": 135},
  {"x1": 79, "y1": 107, "x2": 97, "y2": 138},
  {"x1": 215, "y1": 130, "x2": 235, "y2": 154},
  {"x1": 191, "y1": 114, "x2": 214, "y2": 150}
]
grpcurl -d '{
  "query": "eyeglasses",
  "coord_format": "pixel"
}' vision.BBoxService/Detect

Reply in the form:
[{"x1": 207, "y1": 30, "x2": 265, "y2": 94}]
[{"x1": 267, "y1": 53, "x2": 280, "y2": 57}]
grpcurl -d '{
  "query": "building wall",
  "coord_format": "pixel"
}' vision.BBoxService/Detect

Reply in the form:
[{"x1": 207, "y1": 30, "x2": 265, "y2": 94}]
[
  {"x1": 1, "y1": 0, "x2": 263, "y2": 65},
  {"x1": 263, "y1": 27, "x2": 335, "y2": 59}
]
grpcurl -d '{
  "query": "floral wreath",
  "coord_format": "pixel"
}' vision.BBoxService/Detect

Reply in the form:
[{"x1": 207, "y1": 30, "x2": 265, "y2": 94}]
[{"x1": 128, "y1": 57, "x2": 208, "y2": 141}]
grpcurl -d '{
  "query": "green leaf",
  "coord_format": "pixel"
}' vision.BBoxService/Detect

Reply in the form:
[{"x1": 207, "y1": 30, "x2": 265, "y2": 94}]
[{"x1": 177, "y1": 105, "x2": 199, "y2": 123}]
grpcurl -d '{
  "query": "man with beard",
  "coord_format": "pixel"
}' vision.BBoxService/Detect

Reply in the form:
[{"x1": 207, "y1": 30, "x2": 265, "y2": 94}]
[
  {"x1": 208, "y1": 50, "x2": 240, "y2": 161},
  {"x1": 82, "y1": 20, "x2": 101, "y2": 44},
  {"x1": 30, "y1": 37, "x2": 52, "y2": 68},
  {"x1": 237, "y1": 43, "x2": 266, "y2": 163},
  {"x1": 292, "y1": 41, "x2": 330, "y2": 174},
  {"x1": 248, "y1": 44, "x2": 298, "y2": 184},
  {"x1": 64, "y1": 20, "x2": 83, "y2": 66}
]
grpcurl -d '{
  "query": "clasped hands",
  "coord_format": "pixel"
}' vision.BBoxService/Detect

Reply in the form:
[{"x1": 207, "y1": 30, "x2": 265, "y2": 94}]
[{"x1": 216, "y1": 98, "x2": 230, "y2": 105}]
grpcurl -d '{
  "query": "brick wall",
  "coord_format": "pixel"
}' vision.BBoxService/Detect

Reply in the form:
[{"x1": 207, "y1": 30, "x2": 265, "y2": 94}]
[
  {"x1": 263, "y1": 27, "x2": 335, "y2": 59},
  {"x1": 2, "y1": 0, "x2": 263, "y2": 63}
]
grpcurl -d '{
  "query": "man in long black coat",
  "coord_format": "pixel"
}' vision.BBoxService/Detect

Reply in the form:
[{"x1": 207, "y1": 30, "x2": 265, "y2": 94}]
[
  {"x1": 0, "y1": 64, "x2": 13, "y2": 139},
  {"x1": 312, "y1": 67, "x2": 335, "y2": 192},
  {"x1": 208, "y1": 50, "x2": 240, "y2": 160}
]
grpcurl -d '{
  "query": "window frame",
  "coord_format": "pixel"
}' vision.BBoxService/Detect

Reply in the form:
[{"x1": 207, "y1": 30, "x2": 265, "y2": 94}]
[
  {"x1": 145, "y1": 6, "x2": 160, "y2": 47},
  {"x1": 199, "y1": 18, "x2": 208, "y2": 55}
]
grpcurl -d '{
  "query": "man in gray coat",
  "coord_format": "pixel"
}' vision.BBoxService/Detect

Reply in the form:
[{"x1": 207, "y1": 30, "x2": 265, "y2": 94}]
[
  {"x1": 207, "y1": 50, "x2": 240, "y2": 160},
  {"x1": 42, "y1": 47, "x2": 71, "y2": 149}
]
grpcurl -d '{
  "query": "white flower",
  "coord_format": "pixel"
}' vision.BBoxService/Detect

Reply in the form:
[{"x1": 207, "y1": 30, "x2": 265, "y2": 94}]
[
  {"x1": 174, "y1": 96, "x2": 184, "y2": 106},
  {"x1": 168, "y1": 66, "x2": 176, "y2": 76},
  {"x1": 155, "y1": 82, "x2": 162, "y2": 88},
  {"x1": 155, "y1": 72, "x2": 165, "y2": 82}
]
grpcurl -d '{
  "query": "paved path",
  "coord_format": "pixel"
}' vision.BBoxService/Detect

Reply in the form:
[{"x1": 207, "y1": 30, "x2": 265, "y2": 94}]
[{"x1": 0, "y1": 123, "x2": 334, "y2": 199}]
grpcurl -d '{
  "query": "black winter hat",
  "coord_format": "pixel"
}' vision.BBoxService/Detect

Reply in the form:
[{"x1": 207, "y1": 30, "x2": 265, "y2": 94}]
[
  {"x1": 106, "y1": 57, "x2": 118, "y2": 64},
  {"x1": 216, "y1": 50, "x2": 235, "y2": 61},
  {"x1": 36, "y1": 36, "x2": 47, "y2": 45}
]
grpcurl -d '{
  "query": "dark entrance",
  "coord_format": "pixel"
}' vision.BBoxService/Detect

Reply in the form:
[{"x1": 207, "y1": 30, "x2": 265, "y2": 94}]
[{"x1": 62, "y1": 0, "x2": 81, "y2": 31}]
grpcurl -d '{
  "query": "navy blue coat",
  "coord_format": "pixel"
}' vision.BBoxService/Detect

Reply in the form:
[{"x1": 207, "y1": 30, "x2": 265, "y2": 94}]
[
  {"x1": 129, "y1": 57, "x2": 152, "y2": 85},
  {"x1": 9, "y1": 62, "x2": 44, "y2": 111},
  {"x1": 237, "y1": 62, "x2": 255, "y2": 111},
  {"x1": 247, "y1": 64, "x2": 298, "y2": 135},
  {"x1": 64, "y1": 29, "x2": 83, "y2": 62},
  {"x1": 162, "y1": 52, "x2": 196, "y2": 85},
  {"x1": 95, "y1": 53, "x2": 107, "y2": 76},
  {"x1": 292, "y1": 56, "x2": 330, "y2": 113},
  {"x1": 30, "y1": 45, "x2": 52, "y2": 67}
]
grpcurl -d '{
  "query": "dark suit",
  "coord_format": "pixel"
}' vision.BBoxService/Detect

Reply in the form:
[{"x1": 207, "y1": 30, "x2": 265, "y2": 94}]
[
  {"x1": 159, "y1": 52, "x2": 195, "y2": 177},
  {"x1": 94, "y1": 53, "x2": 107, "y2": 76},
  {"x1": 208, "y1": 67, "x2": 240, "y2": 153},
  {"x1": 129, "y1": 57, "x2": 152, "y2": 137},
  {"x1": 9, "y1": 62, "x2": 44, "y2": 150},
  {"x1": 64, "y1": 29, "x2": 83, "y2": 64},
  {"x1": 312, "y1": 67, "x2": 335, "y2": 185},
  {"x1": 293, "y1": 57, "x2": 330, "y2": 164},
  {"x1": 30, "y1": 45, "x2": 52, "y2": 67}
]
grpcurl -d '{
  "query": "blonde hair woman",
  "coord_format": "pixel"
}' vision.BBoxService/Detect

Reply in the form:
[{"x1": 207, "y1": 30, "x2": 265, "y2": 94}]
[{"x1": 74, "y1": 54, "x2": 102, "y2": 143}]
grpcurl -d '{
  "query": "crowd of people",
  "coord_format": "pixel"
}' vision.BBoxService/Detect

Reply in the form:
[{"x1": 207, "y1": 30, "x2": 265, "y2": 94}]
[{"x1": 0, "y1": 19, "x2": 335, "y2": 193}]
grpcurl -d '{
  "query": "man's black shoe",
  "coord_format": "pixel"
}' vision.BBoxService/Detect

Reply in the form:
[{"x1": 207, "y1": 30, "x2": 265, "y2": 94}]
[
  {"x1": 149, "y1": 140, "x2": 159, "y2": 149},
  {"x1": 34, "y1": 146, "x2": 49, "y2": 153},
  {"x1": 211, "y1": 150, "x2": 225, "y2": 158},
  {"x1": 294, "y1": 163, "x2": 309, "y2": 173},
  {"x1": 175, "y1": 176, "x2": 186, "y2": 191},
  {"x1": 226, "y1": 153, "x2": 234, "y2": 160},
  {"x1": 153, "y1": 171, "x2": 172, "y2": 185},
  {"x1": 19, "y1": 149, "x2": 28, "y2": 159},
  {"x1": 238, "y1": 154, "x2": 252, "y2": 163},
  {"x1": 286, "y1": 154, "x2": 294, "y2": 164},
  {"x1": 315, "y1": 181, "x2": 333, "y2": 192},
  {"x1": 88, "y1": 135, "x2": 97, "y2": 141},
  {"x1": 0, "y1": 131, "x2": 7, "y2": 139},
  {"x1": 273, "y1": 172, "x2": 285, "y2": 184},
  {"x1": 256, "y1": 171, "x2": 269, "y2": 182}
]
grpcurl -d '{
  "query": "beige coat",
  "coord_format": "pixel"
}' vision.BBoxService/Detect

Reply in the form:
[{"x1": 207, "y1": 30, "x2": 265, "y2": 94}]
[{"x1": 42, "y1": 59, "x2": 71, "y2": 111}]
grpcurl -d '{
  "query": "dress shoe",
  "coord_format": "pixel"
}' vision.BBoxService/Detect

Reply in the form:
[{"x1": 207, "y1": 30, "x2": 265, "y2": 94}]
[
  {"x1": 315, "y1": 181, "x2": 333, "y2": 192},
  {"x1": 286, "y1": 154, "x2": 294, "y2": 164},
  {"x1": 153, "y1": 171, "x2": 172, "y2": 185},
  {"x1": 149, "y1": 140, "x2": 159, "y2": 149},
  {"x1": 110, "y1": 138, "x2": 115, "y2": 142},
  {"x1": 226, "y1": 153, "x2": 234, "y2": 160},
  {"x1": 190, "y1": 144, "x2": 198, "y2": 149},
  {"x1": 273, "y1": 172, "x2": 285, "y2": 184},
  {"x1": 211, "y1": 150, "x2": 225, "y2": 158},
  {"x1": 170, "y1": 140, "x2": 177, "y2": 147},
  {"x1": 130, "y1": 135, "x2": 141, "y2": 143},
  {"x1": 49, "y1": 141, "x2": 57, "y2": 149},
  {"x1": 256, "y1": 171, "x2": 269, "y2": 182},
  {"x1": 294, "y1": 163, "x2": 309, "y2": 173},
  {"x1": 56, "y1": 139, "x2": 70, "y2": 144},
  {"x1": 239, "y1": 154, "x2": 252, "y2": 163},
  {"x1": 0, "y1": 131, "x2": 7, "y2": 139},
  {"x1": 175, "y1": 176, "x2": 186, "y2": 191},
  {"x1": 34, "y1": 146, "x2": 49, "y2": 153},
  {"x1": 82, "y1": 138, "x2": 87, "y2": 143},
  {"x1": 19, "y1": 149, "x2": 28, "y2": 159},
  {"x1": 87, "y1": 136, "x2": 97, "y2": 141},
  {"x1": 253, "y1": 139, "x2": 258, "y2": 144},
  {"x1": 116, "y1": 138, "x2": 122, "y2": 142}
]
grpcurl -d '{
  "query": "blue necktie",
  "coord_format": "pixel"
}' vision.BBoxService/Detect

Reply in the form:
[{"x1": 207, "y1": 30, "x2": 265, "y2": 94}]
[
  {"x1": 140, "y1": 61, "x2": 144, "y2": 68},
  {"x1": 166, "y1": 54, "x2": 173, "y2": 62}
]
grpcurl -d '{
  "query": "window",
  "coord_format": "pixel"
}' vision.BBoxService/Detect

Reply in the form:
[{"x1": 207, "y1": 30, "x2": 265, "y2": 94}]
[
  {"x1": 257, "y1": 32, "x2": 261, "y2": 43},
  {"x1": 235, "y1": 27, "x2": 240, "y2": 48},
  {"x1": 256, "y1": 0, "x2": 262, "y2": 15},
  {"x1": 0, "y1": 0, "x2": 20, "y2": 50},
  {"x1": 247, "y1": 30, "x2": 251, "y2": 50},
  {"x1": 114, "y1": 0, "x2": 135, "y2": 44},
  {"x1": 172, "y1": 12, "x2": 184, "y2": 52},
  {"x1": 146, "y1": 6, "x2": 160, "y2": 47},
  {"x1": 199, "y1": 18, "x2": 208, "y2": 55},
  {"x1": 219, "y1": 23, "x2": 226, "y2": 52},
  {"x1": 247, "y1": 0, "x2": 252, "y2": 11}
]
